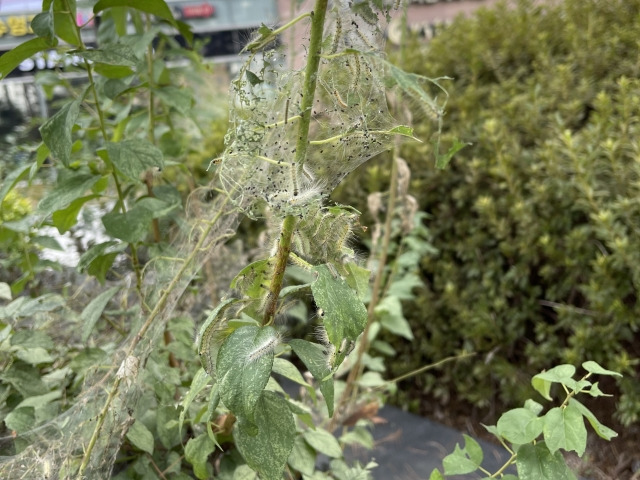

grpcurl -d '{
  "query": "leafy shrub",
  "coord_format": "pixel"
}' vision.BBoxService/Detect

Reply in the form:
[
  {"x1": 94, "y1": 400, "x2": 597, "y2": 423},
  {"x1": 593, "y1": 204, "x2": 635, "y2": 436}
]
[{"x1": 391, "y1": 0, "x2": 640, "y2": 424}]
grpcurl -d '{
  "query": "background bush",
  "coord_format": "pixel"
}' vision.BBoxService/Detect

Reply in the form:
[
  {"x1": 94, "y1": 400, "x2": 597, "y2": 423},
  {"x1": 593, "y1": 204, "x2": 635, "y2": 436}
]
[{"x1": 377, "y1": 0, "x2": 640, "y2": 425}]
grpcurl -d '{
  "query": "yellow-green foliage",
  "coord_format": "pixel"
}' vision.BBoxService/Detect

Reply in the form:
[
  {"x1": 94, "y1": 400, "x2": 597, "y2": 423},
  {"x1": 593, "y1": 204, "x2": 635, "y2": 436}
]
[
  {"x1": 390, "y1": 0, "x2": 640, "y2": 425},
  {"x1": 0, "y1": 190, "x2": 31, "y2": 222}
]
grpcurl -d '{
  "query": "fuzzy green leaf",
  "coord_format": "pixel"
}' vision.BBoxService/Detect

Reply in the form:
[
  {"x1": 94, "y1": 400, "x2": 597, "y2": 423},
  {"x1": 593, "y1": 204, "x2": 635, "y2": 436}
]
[
  {"x1": 289, "y1": 339, "x2": 334, "y2": 416},
  {"x1": 497, "y1": 408, "x2": 543, "y2": 444},
  {"x1": 568, "y1": 398, "x2": 617, "y2": 440},
  {"x1": 0, "y1": 37, "x2": 57, "y2": 80},
  {"x1": 184, "y1": 432, "x2": 215, "y2": 480},
  {"x1": 543, "y1": 404, "x2": 587, "y2": 456},
  {"x1": 77, "y1": 241, "x2": 127, "y2": 282},
  {"x1": 217, "y1": 326, "x2": 276, "y2": 421},
  {"x1": 303, "y1": 428, "x2": 342, "y2": 458},
  {"x1": 39, "y1": 97, "x2": 82, "y2": 166},
  {"x1": 311, "y1": 264, "x2": 367, "y2": 345},
  {"x1": 516, "y1": 442, "x2": 577, "y2": 480},
  {"x1": 126, "y1": 420, "x2": 154, "y2": 455},
  {"x1": 235, "y1": 391, "x2": 296, "y2": 480},
  {"x1": 106, "y1": 139, "x2": 163, "y2": 182},
  {"x1": 80, "y1": 286, "x2": 120, "y2": 342}
]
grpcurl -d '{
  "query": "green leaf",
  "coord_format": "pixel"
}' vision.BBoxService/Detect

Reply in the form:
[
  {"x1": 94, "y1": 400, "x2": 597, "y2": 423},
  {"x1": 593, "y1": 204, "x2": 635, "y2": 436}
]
[
  {"x1": 289, "y1": 339, "x2": 334, "y2": 416},
  {"x1": 288, "y1": 435, "x2": 316, "y2": 476},
  {"x1": 51, "y1": 195, "x2": 99, "y2": 234},
  {"x1": 311, "y1": 264, "x2": 368, "y2": 345},
  {"x1": 343, "y1": 262, "x2": 371, "y2": 301},
  {"x1": 94, "y1": 0, "x2": 177, "y2": 26},
  {"x1": 31, "y1": 10, "x2": 56, "y2": 44},
  {"x1": 77, "y1": 44, "x2": 139, "y2": 66},
  {"x1": 0, "y1": 163, "x2": 31, "y2": 206},
  {"x1": 230, "y1": 259, "x2": 271, "y2": 299},
  {"x1": 535, "y1": 364, "x2": 576, "y2": 383},
  {"x1": 435, "y1": 138, "x2": 470, "y2": 169},
  {"x1": 235, "y1": 391, "x2": 296, "y2": 480},
  {"x1": 154, "y1": 86, "x2": 194, "y2": 114},
  {"x1": 184, "y1": 432, "x2": 215, "y2": 480},
  {"x1": 4, "y1": 406, "x2": 35, "y2": 433},
  {"x1": 197, "y1": 298, "x2": 238, "y2": 378},
  {"x1": 0, "y1": 37, "x2": 57, "y2": 80},
  {"x1": 374, "y1": 295, "x2": 414, "y2": 340},
  {"x1": 0, "y1": 282, "x2": 11, "y2": 301},
  {"x1": 217, "y1": 326, "x2": 276, "y2": 421},
  {"x1": 102, "y1": 205, "x2": 154, "y2": 243},
  {"x1": 52, "y1": 0, "x2": 81, "y2": 46},
  {"x1": 442, "y1": 442, "x2": 480, "y2": 476},
  {"x1": 429, "y1": 469, "x2": 445, "y2": 480},
  {"x1": 245, "y1": 70, "x2": 263, "y2": 86},
  {"x1": 524, "y1": 399, "x2": 544, "y2": 416},
  {"x1": 569, "y1": 398, "x2": 617, "y2": 441},
  {"x1": 543, "y1": 404, "x2": 587, "y2": 456},
  {"x1": 272, "y1": 357, "x2": 312, "y2": 389},
  {"x1": 582, "y1": 361, "x2": 622, "y2": 377},
  {"x1": 136, "y1": 197, "x2": 179, "y2": 219},
  {"x1": 497, "y1": 408, "x2": 544, "y2": 444},
  {"x1": 126, "y1": 420, "x2": 154, "y2": 455},
  {"x1": 38, "y1": 173, "x2": 100, "y2": 217},
  {"x1": 80, "y1": 286, "x2": 120, "y2": 342},
  {"x1": 14, "y1": 391, "x2": 62, "y2": 409},
  {"x1": 106, "y1": 139, "x2": 163, "y2": 182},
  {"x1": 39, "y1": 97, "x2": 82, "y2": 166},
  {"x1": 304, "y1": 428, "x2": 342, "y2": 458},
  {"x1": 463, "y1": 434, "x2": 483, "y2": 466},
  {"x1": 179, "y1": 368, "x2": 210, "y2": 437},
  {"x1": 77, "y1": 241, "x2": 127, "y2": 282},
  {"x1": 156, "y1": 406, "x2": 181, "y2": 450},
  {"x1": 532, "y1": 375, "x2": 552, "y2": 401},
  {"x1": 516, "y1": 442, "x2": 577, "y2": 480}
]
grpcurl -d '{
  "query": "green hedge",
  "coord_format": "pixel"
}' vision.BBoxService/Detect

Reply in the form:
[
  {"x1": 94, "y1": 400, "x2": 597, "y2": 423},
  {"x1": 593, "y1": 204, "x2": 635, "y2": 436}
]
[{"x1": 391, "y1": 0, "x2": 640, "y2": 425}]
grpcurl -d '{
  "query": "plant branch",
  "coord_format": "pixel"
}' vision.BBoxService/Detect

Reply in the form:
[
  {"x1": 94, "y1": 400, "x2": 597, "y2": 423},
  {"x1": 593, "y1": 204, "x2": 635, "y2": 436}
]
[
  {"x1": 261, "y1": 0, "x2": 329, "y2": 326},
  {"x1": 76, "y1": 199, "x2": 232, "y2": 478}
]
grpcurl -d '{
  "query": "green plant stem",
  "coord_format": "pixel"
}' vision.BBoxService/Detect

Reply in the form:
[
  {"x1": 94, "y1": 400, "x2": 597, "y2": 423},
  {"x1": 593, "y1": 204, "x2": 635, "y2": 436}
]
[
  {"x1": 261, "y1": 0, "x2": 328, "y2": 326},
  {"x1": 245, "y1": 11, "x2": 312, "y2": 52},
  {"x1": 490, "y1": 453, "x2": 517, "y2": 478},
  {"x1": 76, "y1": 199, "x2": 232, "y2": 478},
  {"x1": 62, "y1": 0, "x2": 144, "y2": 293},
  {"x1": 333, "y1": 150, "x2": 400, "y2": 428}
]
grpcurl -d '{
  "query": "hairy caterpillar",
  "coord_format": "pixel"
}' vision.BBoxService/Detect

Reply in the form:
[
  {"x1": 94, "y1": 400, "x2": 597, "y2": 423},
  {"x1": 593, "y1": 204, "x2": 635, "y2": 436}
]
[
  {"x1": 333, "y1": 89, "x2": 348, "y2": 108},
  {"x1": 350, "y1": 54, "x2": 361, "y2": 91},
  {"x1": 247, "y1": 329, "x2": 282, "y2": 363},
  {"x1": 330, "y1": 16, "x2": 342, "y2": 55},
  {"x1": 284, "y1": 98, "x2": 290, "y2": 124}
]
